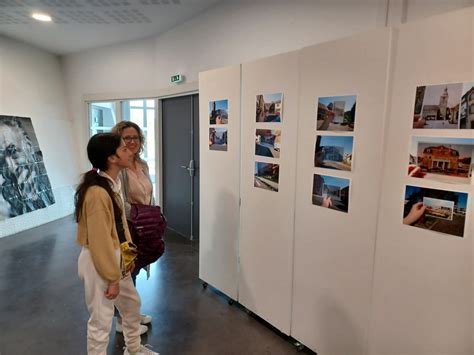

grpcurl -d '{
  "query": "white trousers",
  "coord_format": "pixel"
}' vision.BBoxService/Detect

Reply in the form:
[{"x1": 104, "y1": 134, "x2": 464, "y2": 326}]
[{"x1": 78, "y1": 247, "x2": 142, "y2": 355}]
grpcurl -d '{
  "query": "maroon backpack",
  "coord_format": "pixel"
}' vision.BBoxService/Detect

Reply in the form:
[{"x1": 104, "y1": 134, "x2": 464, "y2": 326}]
[{"x1": 128, "y1": 204, "x2": 166, "y2": 270}]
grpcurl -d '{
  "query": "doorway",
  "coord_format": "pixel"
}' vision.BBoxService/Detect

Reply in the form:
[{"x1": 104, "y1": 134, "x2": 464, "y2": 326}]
[{"x1": 161, "y1": 94, "x2": 199, "y2": 240}]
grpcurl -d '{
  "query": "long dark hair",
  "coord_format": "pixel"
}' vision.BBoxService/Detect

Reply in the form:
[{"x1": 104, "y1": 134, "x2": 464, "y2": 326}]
[{"x1": 74, "y1": 133, "x2": 122, "y2": 222}]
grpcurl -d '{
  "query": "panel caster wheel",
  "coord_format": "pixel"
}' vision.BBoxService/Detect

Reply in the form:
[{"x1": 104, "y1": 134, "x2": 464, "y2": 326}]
[
  {"x1": 244, "y1": 308, "x2": 252, "y2": 315},
  {"x1": 228, "y1": 299, "x2": 234, "y2": 305},
  {"x1": 202, "y1": 282, "x2": 208, "y2": 289},
  {"x1": 295, "y1": 342, "x2": 305, "y2": 352}
]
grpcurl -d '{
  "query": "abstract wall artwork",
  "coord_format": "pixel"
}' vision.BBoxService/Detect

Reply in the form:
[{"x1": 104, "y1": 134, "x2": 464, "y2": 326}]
[
  {"x1": 0, "y1": 115, "x2": 55, "y2": 220},
  {"x1": 316, "y1": 95, "x2": 356, "y2": 131},
  {"x1": 403, "y1": 185, "x2": 468, "y2": 237},
  {"x1": 409, "y1": 136, "x2": 473, "y2": 184}
]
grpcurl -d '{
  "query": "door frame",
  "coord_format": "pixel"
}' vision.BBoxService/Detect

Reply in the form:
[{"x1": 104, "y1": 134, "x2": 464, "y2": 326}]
[{"x1": 82, "y1": 81, "x2": 198, "y2": 207}]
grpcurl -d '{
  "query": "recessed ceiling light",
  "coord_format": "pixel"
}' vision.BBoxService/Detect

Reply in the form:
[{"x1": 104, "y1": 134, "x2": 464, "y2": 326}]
[{"x1": 32, "y1": 13, "x2": 52, "y2": 22}]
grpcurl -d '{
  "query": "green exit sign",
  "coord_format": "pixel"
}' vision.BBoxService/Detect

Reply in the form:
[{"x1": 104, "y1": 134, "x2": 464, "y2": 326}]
[{"x1": 171, "y1": 74, "x2": 183, "y2": 83}]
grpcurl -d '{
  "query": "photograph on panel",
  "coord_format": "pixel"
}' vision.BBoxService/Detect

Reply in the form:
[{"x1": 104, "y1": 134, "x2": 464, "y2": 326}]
[
  {"x1": 412, "y1": 83, "x2": 462, "y2": 129},
  {"x1": 312, "y1": 174, "x2": 350, "y2": 213},
  {"x1": 459, "y1": 81, "x2": 474, "y2": 129},
  {"x1": 209, "y1": 127, "x2": 228, "y2": 151},
  {"x1": 209, "y1": 99, "x2": 229, "y2": 124},
  {"x1": 403, "y1": 185, "x2": 468, "y2": 237},
  {"x1": 255, "y1": 129, "x2": 281, "y2": 158},
  {"x1": 408, "y1": 136, "x2": 473, "y2": 184},
  {"x1": 256, "y1": 92, "x2": 283, "y2": 123},
  {"x1": 316, "y1": 95, "x2": 356, "y2": 132},
  {"x1": 254, "y1": 162, "x2": 279, "y2": 192},
  {"x1": 314, "y1": 135, "x2": 353, "y2": 171},
  {"x1": 0, "y1": 115, "x2": 55, "y2": 220}
]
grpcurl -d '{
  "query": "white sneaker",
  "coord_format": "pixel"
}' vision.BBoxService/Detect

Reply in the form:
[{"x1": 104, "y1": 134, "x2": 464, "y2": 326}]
[
  {"x1": 123, "y1": 344, "x2": 159, "y2": 355},
  {"x1": 116, "y1": 322, "x2": 148, "y2": 335},
  {"x1": 140, "y1": 314, "x2": 152, "y2": 325}
]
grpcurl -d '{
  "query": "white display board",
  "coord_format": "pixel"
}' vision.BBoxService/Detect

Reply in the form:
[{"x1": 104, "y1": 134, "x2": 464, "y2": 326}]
[
  {"x1": 198, "y1": 65, "x2": 241, "y2": 300},
  {"x1": 238, "y1": 52, "x2": 299, "y2": 334},
  {"x1": 369, "y1": 8, "x2": 474, "y2": 355},
  {"x1": 291, "y1": 28, "x2": 392, "y2": 355}
]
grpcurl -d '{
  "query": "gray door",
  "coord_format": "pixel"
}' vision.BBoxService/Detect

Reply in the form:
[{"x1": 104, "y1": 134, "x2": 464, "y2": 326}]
[{"x1": 161, "y1": 94, "x2": 199, "y2": 240}]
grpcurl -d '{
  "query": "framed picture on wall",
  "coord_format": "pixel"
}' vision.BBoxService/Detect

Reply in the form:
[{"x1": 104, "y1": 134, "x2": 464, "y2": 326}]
[
  {"x1": 255, "y1": 129, "x2": 281, "y2": 158},
  {"x1": 408, "y1": 136, "x2": 474, "y2": 184},
  {"x1": 312, "y1": 174, "x2": 350, "y2": 213},
  {"x1": 314, "y1": 135, "x2": 354, "y2": 171},
  {"x1": 316, "y1": 95, "x2": 356, "y2": 132},
  {"x1": 256, "y1": 93, "x2": 283, "y2": 122},
  {"x1": 209, "y1": 127, "x2": 227, "y2": 151},
  {"x1": 254, "y1": 161, "x2": 279, "y2": 192},
  {"x1": 403, "y1": 185, "x2": 468, "y2": 237},
  {"x1": 209, "y1": 99, "x2": 229, "y2": 124}
]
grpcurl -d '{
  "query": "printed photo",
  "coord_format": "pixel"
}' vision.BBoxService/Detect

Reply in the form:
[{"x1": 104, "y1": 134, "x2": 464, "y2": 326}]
[
  {"x1": 254, "y1": 162, "x2": 279, "y2": 192},
  {"x1": 412, "y1": 83, "x2": 462, "y2": 129},
  {"x1": 256, "y1": 93, "x2": 283, "y2": 122},
  {"x1": 312, "y1": 174, "x2": 350, "y2": 213},
  {"x1": 316, "y1": 95, "x2": 356, "y2": 132},
  {"x1": 460, "y1": 81, "x2": 474, "y2": 129},
  {"x1": 209, "y1": 128, "x2": 227, "y2": 151},
  {"x1": 423, "y1": 197, "x2": 454, "y2": 221},
  {"x1": 403, "y1": 185, "x2": 468, "y2": 237},
  {"x1": 209, "y1": 99, "x2": 229, "y2": 124},
  {"x1": 255, "y1": 129, "x2": 281, "y2": 158},
  {"x1": 409, "y1": 136, "x2": 473, "y2": 184},
  {"x1": 314, "y1": 135, "x2": 353, "y2": 171},
  {"x1": 0, "y1": 115, "x2": 55, "y2": 220}
]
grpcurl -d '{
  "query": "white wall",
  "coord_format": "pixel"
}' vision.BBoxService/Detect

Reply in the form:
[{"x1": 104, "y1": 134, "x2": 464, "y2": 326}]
[
  {"x1": 62, "y1": 0, "x2": 474, "y2": 172},
  {"x1": 0, "y1": 36, "x2": 78, "y2": 238}
]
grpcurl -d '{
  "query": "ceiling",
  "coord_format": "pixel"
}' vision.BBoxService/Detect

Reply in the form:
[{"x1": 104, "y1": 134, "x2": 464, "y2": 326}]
[{"x1": 0, "y1": 0, "x2": 222, "y2": 55}]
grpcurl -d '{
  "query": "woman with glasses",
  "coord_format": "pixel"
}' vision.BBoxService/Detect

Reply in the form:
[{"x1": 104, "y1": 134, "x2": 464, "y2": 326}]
[{"x1": 111, "y1": 121, "x2": 154, "y2": 335}]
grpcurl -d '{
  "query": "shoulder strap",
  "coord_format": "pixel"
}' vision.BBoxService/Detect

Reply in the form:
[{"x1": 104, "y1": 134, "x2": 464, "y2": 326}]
[{"x1": 112, "y1": 198, "x2": 127, "y2": 244}]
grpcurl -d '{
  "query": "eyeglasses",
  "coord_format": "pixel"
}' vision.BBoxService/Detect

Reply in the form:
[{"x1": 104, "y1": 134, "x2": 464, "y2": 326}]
[{"x1": 123, "y1": 135, "x2": 140, "y2": 143}]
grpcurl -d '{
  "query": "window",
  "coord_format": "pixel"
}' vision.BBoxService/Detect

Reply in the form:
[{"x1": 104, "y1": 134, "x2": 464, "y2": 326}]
[
  {"x1": 88, "y1": 102, "x2": 117, "y2": 136},
  {"x1": 121, "y1": 99, "x2": 157, "y2": 189}
]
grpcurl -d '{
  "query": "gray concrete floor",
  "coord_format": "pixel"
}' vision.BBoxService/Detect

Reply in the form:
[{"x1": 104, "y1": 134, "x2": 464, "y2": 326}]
[{"x1": 0, "y1": 216, "x2": 316, "y2": 355}]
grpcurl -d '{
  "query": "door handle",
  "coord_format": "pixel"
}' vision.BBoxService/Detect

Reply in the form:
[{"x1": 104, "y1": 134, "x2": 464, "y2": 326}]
[{"x1": 181, "y1": 160, "x2": 195, "y2": 177}]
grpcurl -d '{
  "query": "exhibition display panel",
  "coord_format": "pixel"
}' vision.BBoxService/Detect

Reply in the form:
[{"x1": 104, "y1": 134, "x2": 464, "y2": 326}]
[{"x1": 199, "y1": 7, "x2": 474, "y2": 355}]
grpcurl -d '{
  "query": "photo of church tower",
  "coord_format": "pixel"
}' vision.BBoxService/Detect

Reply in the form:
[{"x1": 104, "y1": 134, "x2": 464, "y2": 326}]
[{"x1": 413, "y1": 83, "x2": 462, "y2": 129}]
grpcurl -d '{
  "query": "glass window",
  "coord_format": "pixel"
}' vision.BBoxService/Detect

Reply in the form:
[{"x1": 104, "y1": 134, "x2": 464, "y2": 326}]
[
  {"x1": 120, "y1": 99, "x2": 157, "y2": 188},
  {"x1": 88, "y1": 102, "x2": 117, "y2": 136}
]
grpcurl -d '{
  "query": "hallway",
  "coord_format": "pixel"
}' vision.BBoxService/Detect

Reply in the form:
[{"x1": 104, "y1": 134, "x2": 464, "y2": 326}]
[{"x1": 0, "y1": 216, "x2": 313, "y2": 355}]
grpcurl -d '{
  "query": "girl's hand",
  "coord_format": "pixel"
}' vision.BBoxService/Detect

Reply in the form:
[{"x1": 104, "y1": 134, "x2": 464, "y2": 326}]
[{"x1": 104, "y1": 282, "x2": 120, "y2": 300}]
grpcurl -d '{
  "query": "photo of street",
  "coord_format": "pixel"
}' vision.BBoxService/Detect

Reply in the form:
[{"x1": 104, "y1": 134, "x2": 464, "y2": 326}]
[
  {"x1": 316, "y1": 95, "x2": 356, "y2": 132},
  {"x1": 209, "y1": 127, "x2": 227, "y2": 151},
  {"x1": 423, "y1": 197, "x2": 454, "y2": 220},
  {"x1": 256, "y1": 93, "x2": 283, "y2": 122},
  {"x1": 403, "y1": 185, "x2": 468, "y2": 237},
  {"x1": 409, "y1": 136, "x2": 473, "y2": 184},
  {"x1": 209, "y1": 99, "x2": 229, "y2": 124},
  {"x1": 254, "y1": 162, "x2": 279, "y2": 192},
  {"x1": 312, "y1": 174, "x2": 350, "y2": 213},
  {"x1": 255, "y1": 129, "x2": 281, "y2": 158},
  {"x1": 412, "y1": 83, "x2": 462, "y2": 129},
  {"x1": 314, "y1": 135, "x2": 353, "y2": 171}
]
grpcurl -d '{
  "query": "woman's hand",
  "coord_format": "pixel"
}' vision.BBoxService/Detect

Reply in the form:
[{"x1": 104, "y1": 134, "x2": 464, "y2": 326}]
[
  {"x1": 403, "y1": 202, "x2": 426, "y2": 225},
  {"x1": 104, "y1": 282, "x2": 120, "y2": 300}
]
